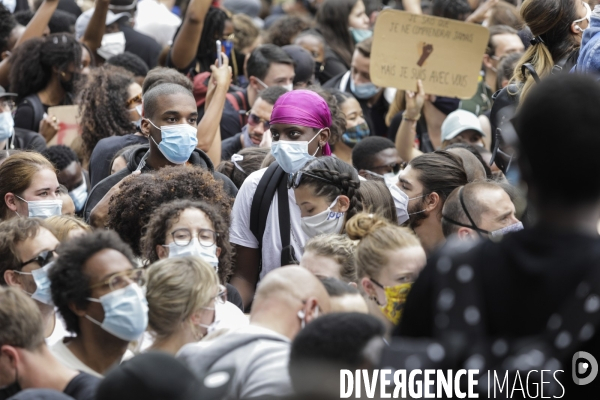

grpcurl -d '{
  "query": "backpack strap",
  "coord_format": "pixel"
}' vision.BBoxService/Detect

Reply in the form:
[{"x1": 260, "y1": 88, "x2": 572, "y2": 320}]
[
  {"x1": 225, "y1": 91, "x2": 248, "y2": 127},
  {"x1": 22, "y1": 94, "x2": 45, "y2": 132},
  {"x1": 250, "y1": 162, "x2": 281, "y2": 244},
  {"x1": 277, "y1": 173, "x2": 297, "y2": 266}
]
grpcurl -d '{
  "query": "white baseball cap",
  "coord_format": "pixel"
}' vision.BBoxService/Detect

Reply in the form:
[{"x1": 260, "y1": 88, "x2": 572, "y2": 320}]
[
  {"x1": 75, "y1": 9, "x2": 131, "y2": 40},
  {"x1": 441, "y1": 109, "x2": 485, "y2": 142}
]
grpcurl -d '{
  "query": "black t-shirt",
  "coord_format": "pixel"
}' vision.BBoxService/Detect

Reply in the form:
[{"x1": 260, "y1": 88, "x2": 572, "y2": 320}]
[
  {"x1": 89, "y1": 134, "x2": 148, "y2": 188},
  {"x1": 221, "y1": 132, "x2": 243, "y2": 161},
  {"x1": 63, "y1": 372, "x2": 100, "y2": 400},
  {"x1": 197, "y1": 96, "x2": 244, "y2": 141},
  {"x1": 11, "y1": 128, "x2": 46, "y2": 153},
  {"x1": 120, "y1": 25, "x2": 161, "y2": 69},
  {"x1": 396, "y1": 226, "x2": 600, "y2": 396},
  {"x1": 13, "y1": 96, "x2": 49, "y2": 133}
]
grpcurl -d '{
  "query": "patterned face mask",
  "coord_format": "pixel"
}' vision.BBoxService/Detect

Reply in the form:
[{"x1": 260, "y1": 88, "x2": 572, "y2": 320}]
[{"x1": 371, "y1": 278, "x2": 412, "y2": 325}]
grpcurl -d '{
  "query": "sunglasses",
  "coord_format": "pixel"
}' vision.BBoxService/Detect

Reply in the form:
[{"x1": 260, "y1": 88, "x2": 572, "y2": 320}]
[
  {"x1": 20, "y1": 250, "x2": 55, "y2": 268},
  {"x1": 370, "y1": 162, "x2": 403, "y2": 175},
  {"x1": 246, "y1": 112, "x2": 270, "y2": 130},
  {"x1": 126, "y1": 93, "x2": 143, "y2": 108}
]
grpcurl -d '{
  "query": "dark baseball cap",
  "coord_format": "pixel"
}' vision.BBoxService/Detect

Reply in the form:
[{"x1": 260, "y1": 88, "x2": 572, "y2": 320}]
[
  {"x1": 0, "y1": 86, "x2": 17, "y2": 98},
  {"x1": 96, "y1": 352, "x2": 204, "y2": 400}
]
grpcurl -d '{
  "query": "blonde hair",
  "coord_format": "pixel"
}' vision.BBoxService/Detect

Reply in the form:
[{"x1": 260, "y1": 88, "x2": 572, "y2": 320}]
[
  {"x1": 304, "y1": 234, "x2": 358, "y2": 283},
  {"x1": 45, "y1": 215, "x2": 92, "y2": 242},
  {"x1": 146, "y1": 256, "x2": 219, "y2": 339},
  {"x1": 346, "y1": 212, "x2": 421, "y2": 279},
  {"x1": 0, "y1": 286, "x2": 45, "y2": 350},
  {"x1": 385, "y1": 89, "x2": 405, "y2": 127}
]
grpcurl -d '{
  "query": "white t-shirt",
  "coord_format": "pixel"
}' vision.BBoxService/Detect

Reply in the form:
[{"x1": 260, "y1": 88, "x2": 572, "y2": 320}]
[
  {"x1": 229, "y1": 168, "x2": 308, "y2": 279},
  {"x1": 50, "y1": 339, "x2": 135, "y2": 378},
  {"x1": 134, "y1": 0, "x2": 181, "y2": 47},
  {"x1": 45, "y1": 312, "x2": 71, "y2": 347}
]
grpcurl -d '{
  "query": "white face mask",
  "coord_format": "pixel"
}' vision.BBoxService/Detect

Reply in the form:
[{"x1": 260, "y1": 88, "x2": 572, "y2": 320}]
[
  {"x1": 300, "y1": 197, "x2": 345, "y2": 238},
  {"x1": 97, "y1": 31, "x2": 126, "y2": 60},
  {"x1": 68, "y1": 178, "x2": 88, "y2": 212},
  {"x1": 388, "y1": 184, "x2": 409, "y2": 225},
  {"x1": 16, "y1": 196, "x2": 62, "y2": 218},
  {"x1": 0, "y1": 111, "x2": 14, "y2": 141},
  {"x1": 198, "y1": 299, "x2": 223, "y2": 335},
  {"x1": 271, "y1": 130, "x2": 321, "y2": 174},
  {"x1": 14, "y1": 261, "x2": 55, "y2": 305},
  {"x1": 573, "y1": 1, "x2": 591, "y2": 32},
  {"x1": 166, "y1": 239, "x2": 220, "y2": 272}
]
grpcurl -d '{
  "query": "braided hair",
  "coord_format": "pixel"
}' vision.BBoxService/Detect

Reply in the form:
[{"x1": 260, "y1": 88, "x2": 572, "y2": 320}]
[{"x1": 296, "y1": 157, "x2": 362, "y2": 230}]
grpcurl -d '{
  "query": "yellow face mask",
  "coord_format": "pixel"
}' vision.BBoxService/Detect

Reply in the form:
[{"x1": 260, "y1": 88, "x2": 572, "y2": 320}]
[{"x1": 371, "y1": 278, "x2": 412, "y2": 325}]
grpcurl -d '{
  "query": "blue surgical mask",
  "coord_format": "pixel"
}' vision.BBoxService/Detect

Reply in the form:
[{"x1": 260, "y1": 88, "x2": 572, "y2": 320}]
[
  {"x1": 147, "y1": 119, "x2": 198, "y2": 164},
  {"x1": 341, "y1": 122, "x2": 370, "y2": 148},
  {"x1": 350, "y1": 79, "x2": 379, "y2": 100},
  {"x1": 86, "y1": 283, "x2": 148, "y2": 341},
  {"x1": 271, "y1": 130, "x2": 322, "y2": 174},
  {"x1": 15, "y1": 261, "x2": 55, "y2": 305},
  {"x1": 166, "y1": 239, "x2": 220, "y2": 272},
  {"x1": 0, "y1": 111, "x2": 14, "y2": 141},
  {"x1": 16, "y1": 196, "x2": 62, "y2": 218},
  {"x1": 349, "y1": 28, "x2": 372, "y2": 44},
  {"x1": 68, "y1": 178, "x2": 87, "y2": 212}
]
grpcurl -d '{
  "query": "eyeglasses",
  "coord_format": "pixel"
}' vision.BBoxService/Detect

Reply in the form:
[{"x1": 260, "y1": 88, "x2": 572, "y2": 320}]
[
  {"x1": 20, "y1": 250, "x2": 56, "y2": 269},
  {"x1": 170, "y1": 228, "x2": 218, "y2": 247},
  {"x1": 211, "y1": 284, "x2": 227, "y2": 306},
  {"x1": 369, "y1": 162, "x2": 404, "y2": 175},
  {"x1": 89, "y1": 269, "x2": 147, "y2": 292},
  {"x1": 246, "y1": 111, "x2": 270, "y2": 130},
  {"x1": 287, "y1": 170, "x2": 340, "y2": 190},
  {"x1": 126, "y1": 93, "x2": 143, "y2": 108},
  {"x1": 1, "y1": 99, "x2": 16, "y2": 112}
]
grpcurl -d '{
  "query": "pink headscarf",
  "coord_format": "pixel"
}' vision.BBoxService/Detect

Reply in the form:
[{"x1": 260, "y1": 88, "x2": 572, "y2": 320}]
[{"x1": 270, "y1": 90, "x2": 333, "y2": 155}]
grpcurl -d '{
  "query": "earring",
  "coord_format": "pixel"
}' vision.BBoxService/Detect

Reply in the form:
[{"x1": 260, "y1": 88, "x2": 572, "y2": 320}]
[{"x1": 61, "y1": 72, "x2": 66, "y2": 77}]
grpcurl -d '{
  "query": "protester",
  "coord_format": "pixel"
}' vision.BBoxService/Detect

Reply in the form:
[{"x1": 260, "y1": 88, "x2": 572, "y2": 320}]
[
  {"x1": 319, "y1": 277, "x2": 368, "y2": 313},
  {"x1": 229, "y1": 89, "x2": 333, "y2": 306},
  {"x1": 45, "y1": 215, "x2": 91, "y2": 243},
  {"x1": 42, "y1": 145, "x2": 89, "y2": 214},
  {"x1": 178, "y1": 266, "x2": 330, "y2": 400},
  {"x1": 145, "y1": 256, "x2": 246, "y2": 354},
  {"x1": 445, "y1": 145, "x2": 488, "y2": 183},
  {"x1": 220, "y1": 85, "x2": 287, "y2": 161},
  {"x1": 496, "y1": 51, "x2": 523, "y2": 90},
  {"x1": 329, "y1": 89, "x2": 369, "y2": 165},
  {"x1": 293, "y1": 29, "x2": 326, "y2": 84},
  {"x1": 84, "y1": 83, "x2": 237, "y2": 223},
  {"x1": 316, "y1": 0, "x2": 370, "y2": 82},
  {"x1": 282, "y1": 44, "x2": 316, "y2": 89},
  {"x1": 79, "y1": 65, "x2": 140, "y2": 165},
  {"x1": 138, "y1": 198, "x2": 242, "y2": 308},
  {"x1": 49, "y1": 230, "x2": 147, "y2": 377},
  {"x1": 459, "y1": 25, "x2": 524, "y2": 116},
  {"x1": 133, "y1": 0, "x2": 181, "y2": 48},
  {"x1": 300, "y1": 233, "x2": 358, "y2": 283},
  {"x1": 9, "y1": 33, "x2": 82, "y2": 138},
  {"x1": 396, "y1": 73, "x2": 600, "y2": 398},
  {"x1": 0, "y1": 287, "x2": 100, "y2": 400},
  {"x1": 0, "y1": 218, "x2": 68, "y2": 346},
  {"x1": 352, "y1": 136, "x2": 402, "y2": 184},
  {"x1": 56, "y1": 185, "x2": 75, "y2": 217},
  {"x1": 288, "y1": 312, "x2": 384, "y2": 398},
  {"x1": 431, "y1": 0, "x2": 472, "y2": 20},
  {"x1": 268, "y1": 15, "x2": 313, "y2": 48},
  {"x1": 397, "y1": 150, "x2": 468, "y2": 253},
  {"x1": 0, "y1": 86, "x2": 46, "y2": 152},
  {"x1": 216, "y1": 147, "x2": 270, "y2": 189},
  {"x1": 0, "y1": 152, "x2": 62, "y2": 220},
  {"x1": 440, "y1": 109, "x2": 486, "y2": 149},
  {"x1": 87, "y1": 67, "x2": 193, "y2": 188},
  {"x1": 324, "y1": 37, "x2": 390, "y2": 136}
]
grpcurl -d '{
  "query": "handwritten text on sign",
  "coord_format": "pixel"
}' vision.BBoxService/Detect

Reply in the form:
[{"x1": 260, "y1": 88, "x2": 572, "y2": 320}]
[{"x1": 371, "y1": 10, "x2": 490, "y2": 99}]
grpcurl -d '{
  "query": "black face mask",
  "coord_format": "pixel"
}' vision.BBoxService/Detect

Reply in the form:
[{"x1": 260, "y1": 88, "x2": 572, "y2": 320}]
[
  {"x1": 60, "y1": 71, "x2": 81, "y2": 94},
  {"x1": 314, "y1": 61, "x2": 323, "y2": 81},
  {"x1": 0, "y1": 374, "x2": 21, "y2": 400}
]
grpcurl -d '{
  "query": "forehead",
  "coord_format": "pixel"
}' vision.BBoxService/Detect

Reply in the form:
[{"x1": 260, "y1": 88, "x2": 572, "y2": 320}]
[
  {"x1": 295, "y1": 35, "x2": 323, "y2": 49},
  {"x1": 351, "y1": 51, "x2": 370, "y2": 70},
  {"x1": 493, "y1": 34, "x2": 524, "y2": 51},
  {"x1": 84, "y1": 248, "x2": 133, "y2": 282},
  {"x1": 152, "y1": 92, "x2": 196, "y2": 115},
  {"x1": 265, "y1": 62, "x2": 294, "y2": 78},
  {"x1": 398, "y1": 164, "x2": 420, "y2": 184},
  {"x1": 340, "y1": 97, "x2": 362, "y2": 114},
  {"x1": 252, "y1": 97, "x2": 274, "y2": 116},
  {"x1": 16, "y1": 227, "x2": 59, "y2": 261},
  {"x1": 373, "y1": 148, "x2": 399, "y2": 164},
  {"x1": 29, "y1": 168, "x2": 60, "y2": 189},
  {"x1": 168, "y1": 208, "x2": 214, "y2": 232}
]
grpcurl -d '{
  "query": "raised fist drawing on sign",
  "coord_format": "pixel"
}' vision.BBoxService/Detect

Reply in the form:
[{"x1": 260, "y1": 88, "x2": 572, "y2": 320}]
[{"x1": 417, "y1": 43, "x2": 433, "y2": 67}]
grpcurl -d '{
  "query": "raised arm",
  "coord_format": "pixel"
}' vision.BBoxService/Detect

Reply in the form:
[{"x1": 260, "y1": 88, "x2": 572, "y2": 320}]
[
  {"x1": 402, "y1": 0, "x2": 423, "y2": 14},
  {"x1": 395, "y1": 80, "x2": 425, "y2": 163},
  {"x1": 170, "y1": 0, "x2": 212, "y2": 70},
  {"x1": 0, "y1": 0, "x2": 59, "y2": 88},
  {"x1": 81, "y1": 0, "x2": 110, "y2": 63}
]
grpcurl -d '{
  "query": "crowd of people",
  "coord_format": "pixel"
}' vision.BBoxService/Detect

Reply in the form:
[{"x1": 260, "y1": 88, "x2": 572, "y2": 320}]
[{"x1": 0, "y1": 0, "x2": 599, "y2": 398}]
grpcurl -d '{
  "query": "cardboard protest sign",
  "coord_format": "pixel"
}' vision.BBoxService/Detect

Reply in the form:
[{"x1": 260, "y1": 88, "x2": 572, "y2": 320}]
[
  {"x1": 47, "y1": 105, "x2": 80, "y2": 147},
  {"x1": 371, "y1": 10, "x2": 490, "y2": 99}
]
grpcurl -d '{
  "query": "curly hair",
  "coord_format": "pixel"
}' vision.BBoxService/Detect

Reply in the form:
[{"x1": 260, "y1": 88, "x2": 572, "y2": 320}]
[
  {"x1": 232, "y1": 13, "x2": 259, "y2": 53},
  {"x1": 9, "y1": 33, "x2": 82, "y2": 100},
  {"x1": 0, "y1": 4, "x2": 17, "y2": 53},
  {"x1": 107, "y1": 52, "x2": 149, "y2": 78},
  {"x1": 140, "y1": 200, "x2": 233, "y2": 283},
  {"x1": 107, "y1": 166, "x2": 233, "y2": 261},
  {"x1": 268, "y1": 15, "x2": 313, "y2": 47},
  {"x1": 310, "y1": 88, "x2": 346, "y2": 146},
  {"x1": 296, "y1": 157, "x2": 362, "y2": 232},
  {"x1": 49, "y1": 230, "x2": 137, "y2": 335},
  {"x1": 216, "y1": 147, "x2": 270, "y2": 189},
  {"x1": 79, "y1": 65, "x2": 136, "y2": 161},
  {"x1": 42, "y1": 145, "x2": 79, "y2": 171}
]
